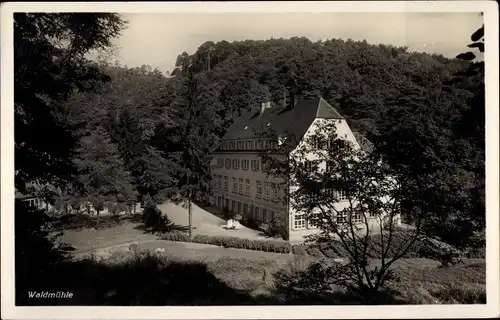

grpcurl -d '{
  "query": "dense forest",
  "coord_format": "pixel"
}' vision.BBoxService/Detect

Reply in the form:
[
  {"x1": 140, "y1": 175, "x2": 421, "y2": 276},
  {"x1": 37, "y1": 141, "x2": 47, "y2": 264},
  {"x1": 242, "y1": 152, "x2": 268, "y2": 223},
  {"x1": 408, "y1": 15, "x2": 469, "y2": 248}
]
[{"x1": 15, "y1": 13, "x2": 485, "y2": 251}]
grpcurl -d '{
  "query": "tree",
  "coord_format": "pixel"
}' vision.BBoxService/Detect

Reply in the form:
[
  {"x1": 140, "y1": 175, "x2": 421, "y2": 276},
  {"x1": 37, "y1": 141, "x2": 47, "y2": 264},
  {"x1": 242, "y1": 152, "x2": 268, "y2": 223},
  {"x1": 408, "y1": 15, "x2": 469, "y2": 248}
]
[
  {"x1": 14, "y1": 13, "x2": 126, "y2": 194},
  {"x1": 169, "y1": 67, "x2": 213, "y2": 238},
  {"x1": 74, "y1": 126, "x2": 136, "y2": 226},
  {"x1": 259, "y1": 121, "x2": 426, "y2": 303}
]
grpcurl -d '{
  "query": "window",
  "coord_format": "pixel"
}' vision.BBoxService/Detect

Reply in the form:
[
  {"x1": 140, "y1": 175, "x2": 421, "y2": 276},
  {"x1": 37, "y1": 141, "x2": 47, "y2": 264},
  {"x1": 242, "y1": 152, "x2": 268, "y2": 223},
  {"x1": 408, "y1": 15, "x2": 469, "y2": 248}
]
[
  {"x1": 224, "y1": 199, "x2": 228, "y2": 208},
  {"x1": 272, "y1": 183, "x2": 279, "y2": 201},
  {"x1": 225, "y1": 159, "x2": 231, "y2": 169},
  {"x1": 237, "y1": 202, "x2": 242, "y2": 213},
  {"x1": 256, "y1": 181, "x2": 262, "y2": 199},
  {"x1": 294, "y1": 214, "x2": 306, "y2": 229},
  {"x1": 224, "y1": 176, "x2": 228, "y2": 191},
  {"x1": 232, "y1": 159, "x2": 240, "y2": 169},
  {"x1": 337, "y1": 211, "x2": 348, "y2": 224},
  {"x1": 352, "y1": 212, "x2": 362, "y2": 223},
  {"x1": 229, "y1": 142, "x2": 235, "y2": 150},
  {"x1": 311, "y1": 136, "x2": 324, "y2": 150},
  {"x1": 304, "y1": 160, "x2": 314, "y2": 173},
  {"x1": 222, "y1": 142, "x2": 227, "y2": 150},
  {"x1": 263, "y1": 182, "x2": 270, "y2": 200},
  {"x1": 270, "y1": 211, "x2": 275, "y2": 221},
  {"x1": 231, "y1": 200, "x2": 235, "y2": 211},
  {"x1": 218, "y1": 175, "x2": 222, "y2": 189},
  {"x1": 232, "y1": 178, "x2": 237, "y2": 193},
  {"x1": 263, "y1": 139, "x2": 269, "y2": 149},
  {"x1": 262, "y1": 209, "x2": 268, "y2": 222},
  {"x1": 248, "y1": 141, "x2": 254, "y2": 149},
  {"x1": 243, "y1": 204, "x2": 248, "y2": 214},
  {"x1": 336, "y1": 189, "x2": 348, "y2": 201},
  {"x1": 255, "y1": 207, "x2": 260, "y2": 220},
  {"x1": 245, "y1": 179, "x2": 251, "y2": 196},
  {"x1": 217, "y1": 158, "x2": 223, "y2": 167},
  {"x1": 238, "y1": 178, "x2": 244, "y2": 195},
  {"x1": 242, "y1": 159, "x2": 249, "y2": 170},
  {"x1": 238, "y1": 141, "x2": 244, "y2": 149},
  {"x1": 257, "y1": 140, "x2": 263, "y2": 149},
  {"x1": 325, "y1": 160, "x2": 334, "y2": 173},
  {"x1": 245, "y1": 141, "x2": 251, "y2": 149},
  {"x1": 309, "y1": 213, "x2": 320, "y2": 228},
  {"x1": 252, "y1": 159, "x2": 260, "y2": 171}
]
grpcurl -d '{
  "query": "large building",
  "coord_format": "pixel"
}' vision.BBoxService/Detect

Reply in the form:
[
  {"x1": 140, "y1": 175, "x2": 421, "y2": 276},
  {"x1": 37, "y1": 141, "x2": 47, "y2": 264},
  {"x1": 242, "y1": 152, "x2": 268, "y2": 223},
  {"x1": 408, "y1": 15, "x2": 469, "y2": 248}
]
[{"x1": 209, "y1": 96, "x2": 398, "y2": 242}]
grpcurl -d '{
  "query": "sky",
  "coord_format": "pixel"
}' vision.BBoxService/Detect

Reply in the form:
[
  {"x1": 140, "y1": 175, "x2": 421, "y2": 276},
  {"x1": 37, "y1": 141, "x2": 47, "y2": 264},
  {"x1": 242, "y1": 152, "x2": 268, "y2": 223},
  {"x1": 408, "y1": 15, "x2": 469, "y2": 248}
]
[{"x1": 107, "y1": 12, "x2": 483, "y2": 74}]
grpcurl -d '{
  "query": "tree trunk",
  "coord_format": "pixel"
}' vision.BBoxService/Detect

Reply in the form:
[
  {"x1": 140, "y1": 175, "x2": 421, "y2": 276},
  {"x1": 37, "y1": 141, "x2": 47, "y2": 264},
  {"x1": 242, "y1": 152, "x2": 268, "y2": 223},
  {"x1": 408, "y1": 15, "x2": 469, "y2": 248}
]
[
  {"x1": 188, "y1": 195, "x2": 193, "y2": 239},
  {"x1": 96, "y1": 210, "x2": 100, "y2": 229}
]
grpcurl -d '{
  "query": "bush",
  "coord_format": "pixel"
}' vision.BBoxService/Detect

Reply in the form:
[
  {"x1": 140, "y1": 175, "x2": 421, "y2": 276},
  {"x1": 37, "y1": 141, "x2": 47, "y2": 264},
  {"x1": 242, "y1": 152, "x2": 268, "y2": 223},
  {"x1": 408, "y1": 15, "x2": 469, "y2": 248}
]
[
  {"x1": 240, "y1": 216, "x2": 259, "y2": 230},
  {"x1": 306, "y1": 246, "x2": 324, "y2": 257},
  {"x1": 265, "y1": 217, "x2": 288, "y2": 240},
  {"x1": 431, "y1": 284, "x2": 486, "y2": 304},
  {"x1": 160, "y1": 233, "x2": 293, "y2": 254},
  {"x1": 222, "y1": 207, "x2": 235, "y2": 220},
  {"x1": 418, "y1": 237, "x2": 463, "y2": 267},
  {"x1": 141, "y1": 203, "x2": 175, "y2": 234},
  {"x1": 15, "y1": 202, "x2": 72, "y2": 304},
  {"x1": 162, "y1": 232, "x2": 190, "y2": 242},
  {"x1": 292, "y1": 245, "x2": 308, "y2": 256}
]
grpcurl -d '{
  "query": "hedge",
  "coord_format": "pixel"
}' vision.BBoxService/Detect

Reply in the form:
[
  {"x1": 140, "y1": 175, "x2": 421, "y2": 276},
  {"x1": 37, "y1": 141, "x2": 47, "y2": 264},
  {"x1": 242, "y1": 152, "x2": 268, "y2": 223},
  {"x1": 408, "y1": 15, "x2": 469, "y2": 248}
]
[{"x1": 160, "y1": 232, "x2": 292, "y2": 254}]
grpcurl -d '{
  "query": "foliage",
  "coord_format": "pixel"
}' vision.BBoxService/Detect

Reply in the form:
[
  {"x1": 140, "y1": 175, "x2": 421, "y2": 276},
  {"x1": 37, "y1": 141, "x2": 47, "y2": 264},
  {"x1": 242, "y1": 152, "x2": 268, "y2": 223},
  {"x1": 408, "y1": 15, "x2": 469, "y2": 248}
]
[
  {"x1": 160, "y1": 233, "x2": 292, "y2": 254},
  {"x1": 15, "y1": 202, "x2": 72, "y2": 304},
  {"x1": 259, "y1": 120, "x2": 430, "y2": 302},
  {"x1": 14, "y1": 13, "x2": 126, "y2": 193},
  {"x1": 265, "y1": 217, "x2": 288, "y2": 240},
  {"x1": 141, "y1": 202, "x2": 175, "y2": 234},
  {"x1": 240, "y1": 215, "x2": 260, "y2": 230},
  {"x1": 73, "y1": 126, "x2": 137, "y2": 225},
  {"x1": 222, "y1": 207, "x2": 235, "y2": 220}
]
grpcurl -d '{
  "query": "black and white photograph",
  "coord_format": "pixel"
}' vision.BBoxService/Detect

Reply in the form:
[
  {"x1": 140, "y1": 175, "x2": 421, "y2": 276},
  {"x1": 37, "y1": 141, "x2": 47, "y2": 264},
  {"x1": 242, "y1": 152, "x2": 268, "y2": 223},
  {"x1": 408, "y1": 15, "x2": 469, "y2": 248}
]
[{"x1": 1, "y1": 1, "x2": 499, "y2": 319}]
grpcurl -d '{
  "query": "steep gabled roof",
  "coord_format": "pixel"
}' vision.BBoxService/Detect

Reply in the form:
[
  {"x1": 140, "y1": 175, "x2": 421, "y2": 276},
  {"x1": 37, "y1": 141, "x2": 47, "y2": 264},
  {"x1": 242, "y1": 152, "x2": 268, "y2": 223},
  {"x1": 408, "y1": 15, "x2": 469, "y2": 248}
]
[
  {"x1": 221, "y1": 97, "x2": 344, "y2": 142},
  {"x1": 352, "y1": 131, "x2": 374, "y2": 153}
]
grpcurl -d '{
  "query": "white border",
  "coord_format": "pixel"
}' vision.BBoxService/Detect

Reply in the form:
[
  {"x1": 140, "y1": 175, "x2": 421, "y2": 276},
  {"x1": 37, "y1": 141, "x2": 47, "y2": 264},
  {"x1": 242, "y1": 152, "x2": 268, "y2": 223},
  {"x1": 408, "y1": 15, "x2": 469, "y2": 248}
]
[{"x1": 1, "y1": 2, "x2": 499, "y2": 319}]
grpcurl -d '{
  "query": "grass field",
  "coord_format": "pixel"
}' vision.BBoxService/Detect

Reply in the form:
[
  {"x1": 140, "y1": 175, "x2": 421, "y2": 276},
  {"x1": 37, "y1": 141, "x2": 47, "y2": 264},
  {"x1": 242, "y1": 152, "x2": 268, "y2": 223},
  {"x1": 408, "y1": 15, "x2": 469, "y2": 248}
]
[
  {"x1": 66, "y1": 239, "x2": 485, "y2": 305},
  {"x1": 50, "y1": 206, "x2": 485, "y2": 306}
]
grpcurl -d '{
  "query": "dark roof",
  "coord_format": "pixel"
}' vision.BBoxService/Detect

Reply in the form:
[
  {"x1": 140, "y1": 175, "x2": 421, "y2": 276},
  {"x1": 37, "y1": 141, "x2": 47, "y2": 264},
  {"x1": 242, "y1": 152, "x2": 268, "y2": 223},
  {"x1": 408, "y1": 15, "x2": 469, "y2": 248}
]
[{"x1": 221, "y1": 97, "x2": 344, "y2": 142}]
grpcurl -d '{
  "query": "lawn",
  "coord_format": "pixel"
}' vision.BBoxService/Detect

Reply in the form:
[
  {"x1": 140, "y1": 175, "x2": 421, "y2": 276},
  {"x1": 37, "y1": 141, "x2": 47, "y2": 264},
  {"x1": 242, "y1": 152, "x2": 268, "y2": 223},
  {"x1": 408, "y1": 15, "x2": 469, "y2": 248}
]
[
  {"x1": 52, "y1": 203, "x2": 485, "y2": 306},
  {"x1": 67, "y1": 238, "x2": 485, "y2": 305}
]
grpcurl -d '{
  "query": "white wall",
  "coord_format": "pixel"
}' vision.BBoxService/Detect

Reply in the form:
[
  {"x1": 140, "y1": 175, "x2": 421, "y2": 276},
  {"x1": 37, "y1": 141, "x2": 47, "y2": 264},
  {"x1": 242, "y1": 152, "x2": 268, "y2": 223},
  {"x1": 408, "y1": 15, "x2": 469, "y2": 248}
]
[{"x1": 287, "y1": 118, "x2": 401, "y2": 242}]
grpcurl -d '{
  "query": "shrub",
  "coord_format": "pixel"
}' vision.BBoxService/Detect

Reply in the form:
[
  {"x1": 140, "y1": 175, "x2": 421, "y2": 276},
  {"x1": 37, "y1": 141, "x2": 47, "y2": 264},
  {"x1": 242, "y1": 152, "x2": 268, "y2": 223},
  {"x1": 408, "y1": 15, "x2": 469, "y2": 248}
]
[
  {"x1": 265, "y1": 217, "x2": 288, "y2": 240},
  {"x1": 141, "y1": 203, "x2": 175, "y2": 234},
  {"x1": 292, "y1": 245, "x2": 308, "y2": 256},
  {"x1": 162, "y1": 232, "x2": 190, "y2": 242},
  {"x1": 15, "y1": 202, "x2": 72, "y2": 305},
  {"x1": 163, "y1": 233, "x2": 293, "y2": 254},
  {"x1": 241, "y1": 216, "x2": 259, "y2": 230},
  {"x1": 222, "y1": 207, "x2": 235, "y2": 220},
  {"x1": 431, "y1": 283, "x2": 486, "y2": 304},
  {"x1": 306, "y1": 246, "x2": 324, "y2": 257},
  {"x1": 418, "y1": 237, "x2": 463, "y2": 267}
]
